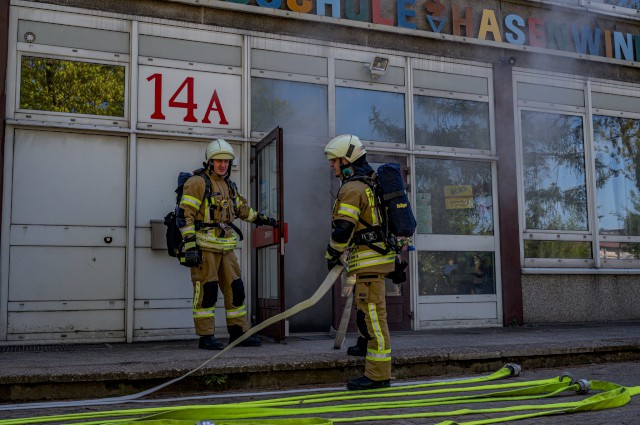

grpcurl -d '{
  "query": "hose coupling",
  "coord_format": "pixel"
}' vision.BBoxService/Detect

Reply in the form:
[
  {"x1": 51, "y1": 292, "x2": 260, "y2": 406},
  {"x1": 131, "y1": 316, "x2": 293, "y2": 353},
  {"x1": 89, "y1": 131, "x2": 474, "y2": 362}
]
[
  {"x1": 504, "y1": 363, "x2": 521, "y2": 377},
  {"x1": 575, "y1": 379, "x2": 591, "y2": 395}
]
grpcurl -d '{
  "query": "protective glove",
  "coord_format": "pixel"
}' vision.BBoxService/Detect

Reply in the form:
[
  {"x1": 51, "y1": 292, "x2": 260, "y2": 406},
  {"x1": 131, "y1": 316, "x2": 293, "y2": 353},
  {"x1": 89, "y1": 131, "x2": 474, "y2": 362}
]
[
  {"x1": 386, "y1": 257, "x2": 408, "y2": 284},
  {"x1": 325, "y1": 245, "x2": 342, "y2": 271},
  {"x1": 254, "y1": 213, "x2": 278, "y2": 227},
  {"x1": 180, "y1": 237, "x2": 202, "y2": 267}
]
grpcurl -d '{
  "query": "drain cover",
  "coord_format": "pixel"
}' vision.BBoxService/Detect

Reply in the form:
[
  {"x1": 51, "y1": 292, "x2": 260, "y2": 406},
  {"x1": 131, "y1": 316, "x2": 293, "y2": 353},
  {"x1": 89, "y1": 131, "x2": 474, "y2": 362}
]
[{"x1": 0, "y1": 344, "x2": 109, "y2": 353}]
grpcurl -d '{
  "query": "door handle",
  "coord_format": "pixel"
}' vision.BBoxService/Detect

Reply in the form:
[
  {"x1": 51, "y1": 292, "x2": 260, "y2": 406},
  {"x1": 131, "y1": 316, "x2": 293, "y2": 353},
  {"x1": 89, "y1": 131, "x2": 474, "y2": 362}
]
[{"x1": 104, "y1": 236, "x2": 113, "y2": 244}]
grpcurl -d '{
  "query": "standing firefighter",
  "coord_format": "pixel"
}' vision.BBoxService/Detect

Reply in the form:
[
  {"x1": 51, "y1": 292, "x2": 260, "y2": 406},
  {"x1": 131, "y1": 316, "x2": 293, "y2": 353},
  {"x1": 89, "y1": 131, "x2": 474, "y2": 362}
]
[
  {"x1": 179, "y1": 139, "x2": 276, "y2": 350},
  {"x1": 324, "y1": 134, "x2": 396, "y2": 390}
]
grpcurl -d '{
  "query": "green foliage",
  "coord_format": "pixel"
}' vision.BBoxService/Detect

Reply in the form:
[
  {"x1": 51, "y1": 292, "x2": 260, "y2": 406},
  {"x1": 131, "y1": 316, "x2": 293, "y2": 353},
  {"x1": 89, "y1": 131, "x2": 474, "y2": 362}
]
[
  {"x1": 523, "y1": 240, "x2": 592, "y2": 259},
  {"x1": 413, "y1": 96, "x2": 490, "y2": 150},
  {"x1": 20, "y1": 56, "x2": 125, "y2": 117},
  {"x1": 200, "y1": 373, "x2": 228, "y2": 389},
  {"x1": 521, "y1": 111, "x2": 588, "y2": 231}
]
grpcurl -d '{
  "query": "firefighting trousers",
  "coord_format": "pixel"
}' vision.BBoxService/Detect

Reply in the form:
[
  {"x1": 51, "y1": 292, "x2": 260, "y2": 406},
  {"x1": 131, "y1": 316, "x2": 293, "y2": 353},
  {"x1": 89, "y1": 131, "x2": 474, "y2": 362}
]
[
  {"x1": 190, "y1": 250, "x2": 249, "y2": 336},
  {"x1": 354, "y1": 272, "x2": 391, "y2": 382}
]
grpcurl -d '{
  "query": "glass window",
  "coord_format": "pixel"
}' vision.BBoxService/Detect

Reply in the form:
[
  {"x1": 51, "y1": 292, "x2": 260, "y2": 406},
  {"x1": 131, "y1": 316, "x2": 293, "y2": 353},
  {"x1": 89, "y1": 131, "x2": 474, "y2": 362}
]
[
  {"x1": 335, "y1": 87, "x2": 405, "y2": 143},
  {"x1": 521, "y1": 111, "x2": 588, "y2": 231},
  {"x1": 524, "y1": 240, "x2": 592, "y2": 259},
  {"x1": 20, "y1": 56, "x2": 125, "y2": 117},
  {"x1": 591, "y1": 0, "x2": 639, "y2": 9},
  {"x1": 414, "y1": 96, "x2": 490, "y2": 150},
  {"x1": 415, "y1": 158, "x2": 493, "y2": 235},
  {"x1": 600, "y1": 242, "x2": 640, "y2": 260},
  {"x1": 251, "y1": 78, "x2": 328, "y2": 137},
  {"x1": 418, "y1": 251, "x2": 495, "y2": 296},
  {"x1": 593, "y1": 115, "x2": 640, "y2": 236}
]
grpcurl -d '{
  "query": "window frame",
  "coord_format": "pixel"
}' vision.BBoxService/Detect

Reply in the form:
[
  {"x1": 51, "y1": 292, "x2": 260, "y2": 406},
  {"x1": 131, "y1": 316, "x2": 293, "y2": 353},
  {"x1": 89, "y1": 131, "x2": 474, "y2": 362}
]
[
  {"x1": 516, "y1": 71, "x2": 640, "y2": 269},
  {"x1": 332, "y1": 48, "x2": 407, "y2": 149},
  {"x1": 248, "y1": 38, "x2": 329, "y2": 141},
  {"x1": 11, "y1": 8, "x2": 131, "y2": 128},
  {"x1": 15, "y1": 50, "x2": 130, "y2": 128}
]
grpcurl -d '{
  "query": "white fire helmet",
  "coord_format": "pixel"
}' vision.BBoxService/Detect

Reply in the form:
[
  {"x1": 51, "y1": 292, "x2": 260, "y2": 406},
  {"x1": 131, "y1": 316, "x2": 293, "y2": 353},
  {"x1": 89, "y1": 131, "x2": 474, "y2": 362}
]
[
  {"x1": 324, "y1": 134, "x2": 366, "y2": 163},
  {"x1": 205, "y1": 139, "x2": 235, "y2": 161}
]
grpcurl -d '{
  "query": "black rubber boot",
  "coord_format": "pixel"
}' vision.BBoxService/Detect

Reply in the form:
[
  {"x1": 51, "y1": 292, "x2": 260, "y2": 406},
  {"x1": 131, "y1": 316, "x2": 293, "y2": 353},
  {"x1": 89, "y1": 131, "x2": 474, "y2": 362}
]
[
  {"x1": 347, "y1": 337, "x2": 368, "y2": 357},
  {"x1": 198, "y1": 335, "x2": 224, "y2": 350},
  {"x1": 347, "y1": 376, "x2": 390, "y2": 391},
  {"x1": 228, "y1": 325, "x2": 262, "y2": 347}
]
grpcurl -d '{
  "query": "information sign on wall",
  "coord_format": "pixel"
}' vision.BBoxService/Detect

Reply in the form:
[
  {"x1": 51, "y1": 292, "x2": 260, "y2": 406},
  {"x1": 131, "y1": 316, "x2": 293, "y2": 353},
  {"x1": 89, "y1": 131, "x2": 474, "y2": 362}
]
[{"x1": 138, "y1": 65, "x2": 241, "y2": 130}]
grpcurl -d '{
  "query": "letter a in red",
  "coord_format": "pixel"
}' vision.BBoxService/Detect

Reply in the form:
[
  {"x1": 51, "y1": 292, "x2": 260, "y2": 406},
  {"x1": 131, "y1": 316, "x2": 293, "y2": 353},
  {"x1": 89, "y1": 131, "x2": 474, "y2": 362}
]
[{"x1": 202, "y1": 90, "x2": 229, "y2": 125}]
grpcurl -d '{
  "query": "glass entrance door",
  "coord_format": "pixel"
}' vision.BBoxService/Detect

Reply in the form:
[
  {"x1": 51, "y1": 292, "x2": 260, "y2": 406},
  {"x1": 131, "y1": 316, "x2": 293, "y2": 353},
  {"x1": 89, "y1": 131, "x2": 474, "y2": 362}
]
[
  {"x1": 414, "y1": 158, "x2": 502, "y2": 327},
  {"x1": 253, "y1": 127, "x2": 286, "y2": 341}
]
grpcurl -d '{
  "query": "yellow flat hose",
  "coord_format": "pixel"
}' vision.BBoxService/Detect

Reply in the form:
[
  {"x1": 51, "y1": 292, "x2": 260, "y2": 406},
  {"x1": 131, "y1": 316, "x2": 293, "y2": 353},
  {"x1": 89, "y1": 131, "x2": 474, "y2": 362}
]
[
  {"x1": 0, "y1": 265, "x2": 345, "y2": 414},
  {"x1": 1, "y1": 264, "x2": 638, "y2": 425},
  {"x1": 2, "y1": 373, "x2": 638, "y2": 424}
]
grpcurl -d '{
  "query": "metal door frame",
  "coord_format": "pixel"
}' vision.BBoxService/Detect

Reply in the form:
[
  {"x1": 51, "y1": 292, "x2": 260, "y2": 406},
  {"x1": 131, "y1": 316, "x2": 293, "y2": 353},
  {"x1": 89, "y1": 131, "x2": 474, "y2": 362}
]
[{"x1": 253, "y1": 126, "x2": 285, "y2": 341}]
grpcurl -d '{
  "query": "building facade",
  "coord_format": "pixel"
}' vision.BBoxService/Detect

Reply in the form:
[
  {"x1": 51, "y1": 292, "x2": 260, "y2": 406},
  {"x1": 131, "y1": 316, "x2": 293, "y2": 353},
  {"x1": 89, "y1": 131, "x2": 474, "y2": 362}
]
[{"x1": 1, "y1": 0, "x2": 640, "y2": 344}]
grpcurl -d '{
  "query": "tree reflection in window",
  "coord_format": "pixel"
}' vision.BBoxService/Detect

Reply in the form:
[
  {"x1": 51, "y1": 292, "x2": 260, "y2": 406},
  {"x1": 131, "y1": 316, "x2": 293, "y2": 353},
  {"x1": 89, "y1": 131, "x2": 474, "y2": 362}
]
[
  {"x1": 521, "y1": 111, "x2": 588, "y2": 231},
  {"x1": 251, "y1": 78, "x2": 328, "y2": 137},
  {"x1": 414, "y1": 96, "x2": 490, "y2": 150},
  {"x1": 20, "y1": 56, "x2": 125, "y2": 117},
  {"x1": 594, "y1": 115, "x2": 640, "y2": 237},
  {"x1": 336, "y1": 87, "x2": 405, "y2": 143}
]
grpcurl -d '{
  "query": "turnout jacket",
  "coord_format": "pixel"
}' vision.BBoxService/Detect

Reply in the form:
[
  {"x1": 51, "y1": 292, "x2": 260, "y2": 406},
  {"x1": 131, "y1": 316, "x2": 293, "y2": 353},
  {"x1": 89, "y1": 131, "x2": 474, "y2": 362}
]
[
  {"x1": 330, "y1": 178, "x2": 395, "y2": 273},
  {"x1": 178, "y1": 170, "x2": 257, "y2": 253}
]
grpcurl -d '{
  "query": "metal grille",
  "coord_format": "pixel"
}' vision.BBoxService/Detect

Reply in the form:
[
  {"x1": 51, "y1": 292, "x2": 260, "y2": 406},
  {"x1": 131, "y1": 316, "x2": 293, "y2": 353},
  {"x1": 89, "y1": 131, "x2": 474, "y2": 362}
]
[{"x1": 0, "y1": 344, "x2": 107, "y2": 353}]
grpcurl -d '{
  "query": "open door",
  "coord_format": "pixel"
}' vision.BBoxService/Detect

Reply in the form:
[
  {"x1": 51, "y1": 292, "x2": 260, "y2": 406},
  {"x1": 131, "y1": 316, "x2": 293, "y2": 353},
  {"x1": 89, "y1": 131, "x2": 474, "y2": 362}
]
[{"x1": 252, "y1": 127, "x2": 286, "y2": 342}]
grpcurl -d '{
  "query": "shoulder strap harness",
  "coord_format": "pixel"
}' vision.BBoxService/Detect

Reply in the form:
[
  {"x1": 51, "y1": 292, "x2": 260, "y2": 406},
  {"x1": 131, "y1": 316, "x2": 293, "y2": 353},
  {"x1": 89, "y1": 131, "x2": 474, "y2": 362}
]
[
  {"x1": 347, "y1": 176, "x2": 391, "y2": 255},
  {"x1": 193, "y1": 172, "x2": 243, "y2": 241}
]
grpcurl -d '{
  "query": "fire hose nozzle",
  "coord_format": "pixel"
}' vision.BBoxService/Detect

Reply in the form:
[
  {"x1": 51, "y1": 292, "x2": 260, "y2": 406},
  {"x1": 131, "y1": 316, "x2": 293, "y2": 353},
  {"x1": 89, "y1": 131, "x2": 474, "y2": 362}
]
[{"x1": 504, "y1": 363, "x2": 521, "y2": 377}]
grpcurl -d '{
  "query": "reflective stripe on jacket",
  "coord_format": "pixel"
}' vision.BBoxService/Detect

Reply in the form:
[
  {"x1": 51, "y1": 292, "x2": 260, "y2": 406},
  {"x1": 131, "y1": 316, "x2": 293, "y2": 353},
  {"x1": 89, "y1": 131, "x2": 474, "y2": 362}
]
[
  {"x1": 331, "y1": 179, "x2": 395, "y2": 273},
  {"x1": 179, "y1": 171, "x2": 257, "y2": 253}
]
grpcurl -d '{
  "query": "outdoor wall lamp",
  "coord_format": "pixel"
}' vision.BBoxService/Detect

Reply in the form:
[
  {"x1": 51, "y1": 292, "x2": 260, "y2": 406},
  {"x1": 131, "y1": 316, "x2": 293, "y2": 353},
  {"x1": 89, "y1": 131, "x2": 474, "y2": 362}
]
[
  {"x1": 369, "y1": 56, "x2": 390, "y2": 79},
  {"x1": 501, "y1": 56, "x2": 517, "y2": 66}
]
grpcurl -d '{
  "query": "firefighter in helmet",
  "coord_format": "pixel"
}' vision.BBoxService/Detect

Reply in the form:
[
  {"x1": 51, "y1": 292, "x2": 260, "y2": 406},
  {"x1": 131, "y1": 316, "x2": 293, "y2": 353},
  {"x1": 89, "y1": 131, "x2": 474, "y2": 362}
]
[
  {"x1": 325, "y1": 134, "x2": 396, "y2": 390},
  {"x1": 178, "y1": 139, "x2": 277, "y2": 350}
]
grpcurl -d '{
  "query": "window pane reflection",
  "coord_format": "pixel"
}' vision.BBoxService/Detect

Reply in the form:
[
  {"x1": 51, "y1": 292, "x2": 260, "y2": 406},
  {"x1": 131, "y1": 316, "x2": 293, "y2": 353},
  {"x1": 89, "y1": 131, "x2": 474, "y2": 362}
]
[
  {"x1": 524, "y1": 240, "x2": 592, "y2": 259},
  {"x1": 20, "y1": 56, "x2": 125, "y2": 116},
  {"x1": 335, "y1": 87, "x2": 405, "y2": 143},
  {"x1": 521, "y1": 111, "x2": 588, "y2": 231},
  {"x1": 593, "y1": 115, "x2": 640, "y2": 236},
  {"x1": 418, "y1": 251, "x2": 495, "y2": 296},
  {"x1": 600, "y1": 241, "x2": 640, "y2": 260},
  {"x1": 251, "y1": 78, "x2": 328, "y2": 137},
  {"x1": 414, "y1": 96, "x2": 490, "y2": 150},
  {"x1": 415, "y1": 158, "x2": 493, "y2": 235}
]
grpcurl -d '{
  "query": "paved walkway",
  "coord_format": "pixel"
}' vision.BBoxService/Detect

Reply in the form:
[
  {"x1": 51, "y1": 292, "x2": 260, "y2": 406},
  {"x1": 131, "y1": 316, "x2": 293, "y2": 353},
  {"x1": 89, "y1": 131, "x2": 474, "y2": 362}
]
[{"x1": 1, "y1": 321, "x2": 639, "y2": 402}]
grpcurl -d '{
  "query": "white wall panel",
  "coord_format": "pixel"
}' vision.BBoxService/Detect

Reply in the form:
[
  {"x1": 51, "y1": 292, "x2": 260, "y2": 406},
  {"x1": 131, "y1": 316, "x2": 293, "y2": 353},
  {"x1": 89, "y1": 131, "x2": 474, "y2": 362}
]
[
  {"x1": 8, "y1": 310, "x2": 124, "y2": 334},
  {"x1": 136, "y1": 138, "x2": 209, "y2": 227},
  {"x1": 6, "y1": 129, "x2": 127, "y2": 342},
  {"x1": 418, "y1": 301, "x2": 498, "y2": 321},
  {"x1": 134, "y1": 249, "x2": 191, "y2": 299},
  {"x1": 10, "y1": 225, "x2": 125, "y2": 247},
  {"x1": 134, "y1": 308, "x2": 192, "y2": 331},
  {"x1": 9, "y1": 246, "x2": 125, "y2": 301},
  {"x1": 12, "y1": 130, "x2": 127, "y2": 226}
]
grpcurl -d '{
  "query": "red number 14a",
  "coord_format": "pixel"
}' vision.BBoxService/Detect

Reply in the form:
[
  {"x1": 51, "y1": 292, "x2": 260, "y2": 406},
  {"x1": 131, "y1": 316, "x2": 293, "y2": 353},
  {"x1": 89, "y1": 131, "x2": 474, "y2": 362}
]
[{"x1": 146, "y1": 73, "x2": 229, "y2": 125}]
